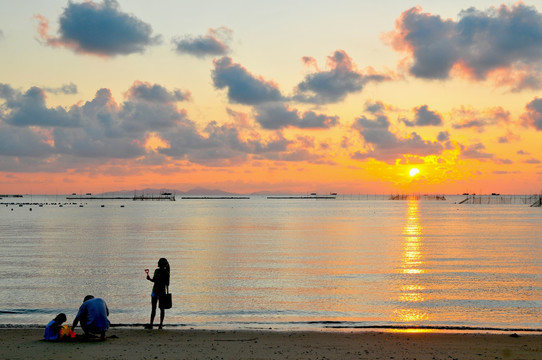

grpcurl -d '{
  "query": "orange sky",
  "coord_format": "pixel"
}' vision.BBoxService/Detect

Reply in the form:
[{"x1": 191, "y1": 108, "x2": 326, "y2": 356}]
[{"x1": 1, "y1": 1, "x2": 541, "y2": 194}]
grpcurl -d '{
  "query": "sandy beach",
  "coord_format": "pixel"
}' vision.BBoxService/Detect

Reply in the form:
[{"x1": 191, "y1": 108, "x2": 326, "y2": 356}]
[{"x1": 0, "y1": 328, "x2": 540, "y2": 360}]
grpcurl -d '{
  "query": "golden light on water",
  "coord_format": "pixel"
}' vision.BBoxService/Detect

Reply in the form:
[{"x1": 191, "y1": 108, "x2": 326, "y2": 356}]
[
  {"x1": 392, "y1": 199, "x2": 430, "y2": 325},
  {"x1": 400, "y1": 200, "x2": 424, "y2": 275}
]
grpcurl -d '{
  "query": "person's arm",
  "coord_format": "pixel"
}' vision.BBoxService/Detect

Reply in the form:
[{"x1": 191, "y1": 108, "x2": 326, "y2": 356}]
[
  {"x1": 147, "y1": 269, "x2": 159, "y2": 282},
  {"x1": 72, "y1": 304, "x2": 83, "y2": 328}
]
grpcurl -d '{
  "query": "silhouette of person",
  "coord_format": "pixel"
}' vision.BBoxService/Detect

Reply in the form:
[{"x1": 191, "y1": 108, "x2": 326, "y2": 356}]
[
  {"x1": 44, "y1": 313, "x2": 67, "y2": 341},
  {"x1": 72, "y1": 295, "x2": 110, "y2": 339},
  {"x1": 145, "y1": 258, "x2": 170, "y2": 329}
]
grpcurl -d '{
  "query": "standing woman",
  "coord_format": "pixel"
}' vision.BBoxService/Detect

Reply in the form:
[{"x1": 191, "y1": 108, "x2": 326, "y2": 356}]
[{"x1": 145, "y1": 258, "x2": 170, "y2": 329}]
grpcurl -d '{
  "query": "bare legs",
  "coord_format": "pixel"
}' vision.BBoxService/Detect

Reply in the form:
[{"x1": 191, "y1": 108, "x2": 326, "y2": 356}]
[
  {"x1": 147, "y1": 296, "x2": 165, "y2": 329},
  {"x1": 159, "y1": 308, "x2": 165, "y2": 329}
]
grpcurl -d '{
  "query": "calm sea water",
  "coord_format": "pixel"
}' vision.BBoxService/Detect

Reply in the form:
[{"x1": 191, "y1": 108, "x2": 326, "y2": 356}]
[{"x1": 0, "y1": 195, "x2": 541, "y2": 331}]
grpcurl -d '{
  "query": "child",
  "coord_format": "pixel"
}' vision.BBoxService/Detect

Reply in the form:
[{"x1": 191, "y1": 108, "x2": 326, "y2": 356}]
[{"x1": 44, "y1": 313, "x2": 67, "y2": 341}]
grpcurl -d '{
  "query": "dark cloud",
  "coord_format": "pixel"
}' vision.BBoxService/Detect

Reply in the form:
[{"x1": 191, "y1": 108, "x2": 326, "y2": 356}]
[
  {"x1": 125, "y1": 81, "x2": 190, "y2": 103},
  {"x1": 0, "y1": 124, "x2": 55, "y2": 157},
  {"x1": 365, "y1": 101, "x2": 386, "y2": 114},
  {"x1": 43, "y1": 83, "x2": 78, "y2": 95},
  {"x1": 0, "y1": 84, "x2": 74, "y2": 127},
  {"x1": 36, "y1": 0, "x2": 161, "y2": 56},
  {"x1": 212, "y1": 57, "x2": 283, "y2": 104},
  {"x1": 254, "y1": 104, "x2": 339, "y2": 130},
  {"x1": 0, "y1": 82, "x2": 329, "y2": 169},
  {"x1": 352, "y1": 113, "x2": 443, "y2": 163},
  {"x1": 52, "y1": 88, "x2": 145, "y2": 158},
  {"x1": 460, "y1": 143, "x2": 493, "y2": 159},
  {"x1": 387, "y1": 4, "x2": 542, "y2": 90},
  {"x1": 402, "y1": 105, "x2": 443, "y2": 126},
  {"x1": 173, "y1": 27, "x2": 232, "y2": 58},
  {"x1": 522, "y1": 97, "x2": 542, "y2": 130},
  {"x1": 525, "y1": 158, "x2": 541, "y2": 164},
  {"x1": 157, "y1": 120, "x2": 312, "y2": 166},
  {"x1": 437, "y1": 131, "x2": 450, "y2": 142},
  {"x1": 453, "y1": 118, "x2": 487, "y2": 130},
  {"x1": 294, "y1": 50, "x2": 390, "y2": 104}
]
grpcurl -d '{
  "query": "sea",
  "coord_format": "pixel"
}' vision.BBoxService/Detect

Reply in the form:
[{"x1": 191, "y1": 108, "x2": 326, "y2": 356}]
[{"x1": 0, "y1": 194, "x2": 541, "y2": 332}]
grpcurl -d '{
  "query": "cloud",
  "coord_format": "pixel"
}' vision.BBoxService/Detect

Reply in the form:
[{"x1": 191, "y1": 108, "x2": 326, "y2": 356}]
[
  {"x1": 521, "y1": 97, "x2": 542, "y2": 130},
  {"x1": 0, "y1": 83, "x2": 327, "y2": 170},
  {"x1": 402, "y1": 105, "x2": 443, "y2": 126},
  {"x1": 294, "y1": 50, "x2": 391, "y2": 104},
  {"x1": 386, "y1": 3, "x2": 542, "y2": 90},
  {"x1": 43, "y1": 83, "x2": 78, "y2": 95},
  {"x1": 35, "y1": 0, "x2": 161, "y2": 56},
  {"x1": 212, "y1": 57, "x2": 283, "y2": 104},
  {"x1": 254, "y1": 104, "x2": 339, "y2": 130},
  {"x1": 452, "y1": 106, "x2": 510, "y2": 131},
  {"x1": 156, "y1": 119, "x2": 321, "y2": 166},
  {"x1": 525, "y1": 158, "x2": 541, "y2": 164},
  {"x1": 437, "y1": 131, "x2": 450, "y2": 142},
  {"x1": 497, "y1": 130, "x2": 520, "y2": 144},
  {"x1": 0, "y1": 124, "x2": 55, "y2": 157},
  {"x1": 52, "y1": 89, "x2": 146, "y2": 159},
  {"x1": 352, "y1": 113, "x2": 443, "y2": 163},
  {"x1": 0, "y1": 84, "x2": 74, "y2": 127},
  {"x1": 173, "y1": 27, "x2": 232, "y2": 58},
  {"x1": 125, "y1": 81, "x2": 190, "y2": 103},
  {"x1": 460, "y1": 142, "x2": 493, "y2": 159}
]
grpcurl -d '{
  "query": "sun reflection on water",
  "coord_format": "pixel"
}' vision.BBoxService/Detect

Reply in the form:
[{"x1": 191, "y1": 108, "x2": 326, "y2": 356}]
[{"x1": 392, "y1": 199, "x2": 430, "y2": 325}]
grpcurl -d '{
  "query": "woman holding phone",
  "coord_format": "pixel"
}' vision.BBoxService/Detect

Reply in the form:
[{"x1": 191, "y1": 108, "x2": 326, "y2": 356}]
[{"x1": 145, "y1": 258, "x2": 170, "y2": 329}]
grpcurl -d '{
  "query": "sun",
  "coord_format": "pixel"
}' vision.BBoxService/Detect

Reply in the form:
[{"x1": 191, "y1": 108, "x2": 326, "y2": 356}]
[{"x1": 409, "y1": 167, "x2": 420, "y2": 177}]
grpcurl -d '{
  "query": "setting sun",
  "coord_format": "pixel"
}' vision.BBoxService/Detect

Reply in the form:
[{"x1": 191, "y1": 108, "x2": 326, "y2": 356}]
[{"x1": 409, "y1": 168, "x2": 420, "y2": 177}]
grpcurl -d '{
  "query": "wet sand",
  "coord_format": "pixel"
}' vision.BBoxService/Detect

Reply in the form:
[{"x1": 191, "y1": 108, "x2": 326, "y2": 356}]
[{"x1": 0, "y1": 328, "x2": 540, "y2": 359}]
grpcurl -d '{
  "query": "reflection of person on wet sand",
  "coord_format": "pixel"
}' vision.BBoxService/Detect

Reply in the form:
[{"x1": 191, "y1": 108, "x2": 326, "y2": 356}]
[
  {"x1": 72, "y1": 295, "x2": 110, "y2": 340},
  {"x1": 145, "y1": 258, "x2": 170, "y2": 329}
]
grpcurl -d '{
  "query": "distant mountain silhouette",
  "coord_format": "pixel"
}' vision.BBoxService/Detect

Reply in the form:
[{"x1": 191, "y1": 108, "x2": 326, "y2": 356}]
[
  {"x1": 101, "y1": 187, "x2": 235, "y2": 196},
  {"x1": 184, "y1": 187, "x2": 234, "y2": 195}
]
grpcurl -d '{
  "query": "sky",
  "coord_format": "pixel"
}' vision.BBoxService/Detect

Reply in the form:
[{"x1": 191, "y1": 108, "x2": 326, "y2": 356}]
[{"x1": 1, "y1": 0, "x2": 542, "y2": 195}]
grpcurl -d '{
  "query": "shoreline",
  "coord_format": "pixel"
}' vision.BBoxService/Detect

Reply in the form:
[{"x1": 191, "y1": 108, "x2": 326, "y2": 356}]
[
  {"x1": 2, "y1": 322, "x2": 542, "y2": 334},
  {"x1": 1, "y1": 328, "x2": 540, "y2": 359},
  {"x1": 2, "y1": 323, "x2": 542, "y2": 337},
  {"x1": 2, "y1": 323, "x2": 542, "y2": 333}
]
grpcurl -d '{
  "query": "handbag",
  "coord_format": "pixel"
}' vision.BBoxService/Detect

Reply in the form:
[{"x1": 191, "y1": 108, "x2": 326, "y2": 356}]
[{"x1": 159, "y1": 286, "x2": 172, "y2": 309}]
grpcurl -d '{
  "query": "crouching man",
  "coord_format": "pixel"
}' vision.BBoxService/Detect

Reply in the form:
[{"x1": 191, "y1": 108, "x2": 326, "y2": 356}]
[{"x1": 73, "y1": 295, "x2": 110, "y2": 340}]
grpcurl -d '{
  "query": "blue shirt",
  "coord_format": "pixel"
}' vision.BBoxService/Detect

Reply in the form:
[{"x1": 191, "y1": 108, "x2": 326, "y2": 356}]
[
  {"x1": 43, "y1": 319, "x2": 60, "y2": 340},
  {"x1": 75, "y1": 297, "x2": 110, "y2": 332}
]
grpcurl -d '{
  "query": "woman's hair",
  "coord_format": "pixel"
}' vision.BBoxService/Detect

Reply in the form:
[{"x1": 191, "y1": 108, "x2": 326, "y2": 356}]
[
  {"x1": 158, "y1": 258, "x2": 170, "y2": 286},
  {"x1": 158, "y1": 258, "x2": 169, "y2": 269}
]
